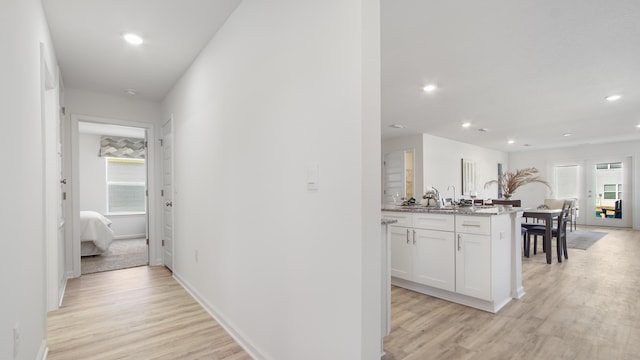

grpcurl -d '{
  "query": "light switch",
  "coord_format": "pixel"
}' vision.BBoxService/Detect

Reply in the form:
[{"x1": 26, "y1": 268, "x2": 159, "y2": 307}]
[{"x1": 307, "y1": 162, "x2": 319, "y2": 190}]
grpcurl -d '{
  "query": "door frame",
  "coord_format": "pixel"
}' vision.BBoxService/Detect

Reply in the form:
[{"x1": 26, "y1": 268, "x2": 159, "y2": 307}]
[
  {"x1": 68, "y1": 114, "x2": 159, "y2": 277},
  {"x1": 161, "y1": 116, "x2": 174, "y2": 270}
]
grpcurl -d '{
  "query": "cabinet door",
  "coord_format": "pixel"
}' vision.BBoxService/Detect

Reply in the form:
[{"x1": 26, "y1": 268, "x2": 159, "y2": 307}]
[
  {"x1": 389, "y1": 226, "x2": 412, "y2": 281},
  {"x1": 456, "y1": 233, "x2": 491, "y2": 300},
  {"x1": 413, "y1": 229, "x2": 455, "y2": 291}
]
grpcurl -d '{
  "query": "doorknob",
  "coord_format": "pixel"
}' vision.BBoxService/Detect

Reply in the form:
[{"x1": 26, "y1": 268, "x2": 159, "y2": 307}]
[
  {"x1": 165, "y1": 201, "x2": 173, "y2": 207},
  {"x1": 60, "y1": 179, "x2": 67, "y2": 184}
]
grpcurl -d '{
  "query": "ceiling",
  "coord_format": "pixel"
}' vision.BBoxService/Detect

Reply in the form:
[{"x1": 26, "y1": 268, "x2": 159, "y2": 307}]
[
  {"x1": 42, "y1": 0, "x2": 242, "y2": 101},
  {"x1": 44, "y1": 1, "x2": 640, "y2": 152},
  {"x1": 381, "y1": 0, "x2": 640, "y2": 152}
]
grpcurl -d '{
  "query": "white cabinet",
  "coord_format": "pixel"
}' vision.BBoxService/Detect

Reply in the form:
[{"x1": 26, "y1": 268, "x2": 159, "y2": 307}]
[
  {"x1": 389, "y1": 225, "x2": 413, "y2": 280},
  {"x1": 455, "y1": 216, "x2": 491, "y2": 300},
  {"x1": 383, "y1": 210, "x2": 514, "y2": 313},
  {"x1": 455, "y1": 232, "x2": 491, "y2": 300},
  {"x1": 413, "y1": 229, "x2": 455, "y2": 292},
  {"x1": 383, "y1": 212, "x2": 455, "y2": 292}
]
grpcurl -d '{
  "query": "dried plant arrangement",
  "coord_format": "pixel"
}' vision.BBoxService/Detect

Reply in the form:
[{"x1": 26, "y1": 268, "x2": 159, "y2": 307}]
[{"x1": 484, "y1": 167, "x2": 551, "y2": 198}]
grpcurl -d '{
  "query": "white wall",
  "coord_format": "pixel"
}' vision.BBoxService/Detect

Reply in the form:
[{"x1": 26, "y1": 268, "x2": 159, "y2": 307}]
[
  {"x1": 161, "y1": 1, "x2": 379, "y2": 359},
  {"x1": 422, "y1": 134, "x2": 509, "y2": 201},
  {"x1": 509, "y1": 140, "x2": 640, "y2": 229},
  {"x1": 386, "y1": 134, "x2": 509, "y2": 201},
  {"x1": 0, "y1": 0, "x2": 57, "y2": 358},
  {"x1": 65, "y1": 88, "x2": 161, "y2": 125},
  {"x1": 78, "y1": 133, "x2": 146, "y2": 239}
]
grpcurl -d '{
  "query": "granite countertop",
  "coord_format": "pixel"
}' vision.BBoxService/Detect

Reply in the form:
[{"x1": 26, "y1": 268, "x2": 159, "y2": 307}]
[{"x1": 382, "y1": 204, "x2": 522, "y2": 216}]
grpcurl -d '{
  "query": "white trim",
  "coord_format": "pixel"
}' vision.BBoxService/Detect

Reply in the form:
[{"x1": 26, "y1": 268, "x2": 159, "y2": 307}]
[
  {"x1": 173, "y1": 273, "x2": 269, "y2": 360},
  {"x1": 58, "y1": 276, "x2": 68, "y2": 308},
  {"x1": 391, "y1": 277, "x2": 511, "y2": 313},
  {"x1": 114, "y1": 234, "x2": 147, "y2": 240},
  {"x1": 38, "y1": 340, "x2": 48, "y2": 360}
]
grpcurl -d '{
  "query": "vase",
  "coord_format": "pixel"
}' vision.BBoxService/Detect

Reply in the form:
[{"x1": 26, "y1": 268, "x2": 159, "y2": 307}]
[{"x1": 503, "y1": 193, "x2": 512, "y2": 199}]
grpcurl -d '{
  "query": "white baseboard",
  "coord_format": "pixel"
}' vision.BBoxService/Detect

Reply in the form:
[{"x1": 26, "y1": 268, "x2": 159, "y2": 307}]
[
  {"x1": 58, "y1": 276, "x2": 68, "y2": 307},
  {"x1": 38, "y1": 340, "x2": 48, "y2": 360},
  {"x1": 173, "y1": 272, "x2": 268, "y2": 360},
  {"x1": 114, "y1": 234, "x2": 146, "y2": 240}
]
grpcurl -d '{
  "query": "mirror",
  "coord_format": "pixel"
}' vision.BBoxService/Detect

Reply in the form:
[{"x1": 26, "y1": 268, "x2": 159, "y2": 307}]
[{"x1": 383, "y1": 149, "x2": 414, "y2": 204}]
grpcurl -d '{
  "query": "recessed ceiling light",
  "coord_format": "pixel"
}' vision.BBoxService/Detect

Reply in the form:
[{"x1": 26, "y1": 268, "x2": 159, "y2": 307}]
[
  {"x1": 507, "y1": 140, "x2": 515, "y2": 144},
  {"x1": 125, "y1": 89, "x2": 137, "y2": 96},
  {"x1": 563, "y1": 133, "x2": 572, "y2": 137},
  {"x1": 461, "y1": 122, "x2": 471, "y2": 128},
  {"x1": 389, "y1": 124, "x2": 405, "y2": 129},
  {"x1": 636, "y1": 124, "x2": 640, "y2": 128},
  {"x1": 605, "y1": 94, "x2": 622, "y2": 102},
  {"x1": 123, "y1": 33, "x2": 144, "y2": 45},
  {"x1": 422, "y1": 84, "x2": 437, "y2": 93},
  {"x1": 478, "y1": 128, "x2": 489, "y2": 132}
]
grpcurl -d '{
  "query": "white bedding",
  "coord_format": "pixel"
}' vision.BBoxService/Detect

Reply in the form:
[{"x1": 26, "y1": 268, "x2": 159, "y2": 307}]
[{"x1": 80, "y1": 211, "x2": 115, "y2": 254}]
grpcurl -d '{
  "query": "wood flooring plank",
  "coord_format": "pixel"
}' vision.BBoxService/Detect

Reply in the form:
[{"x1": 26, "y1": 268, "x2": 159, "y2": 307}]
[
  {"x1": 383, "y1": 226, "x2": 640, "y2": 360},
  {"x1": 47, "y1": 266, "x2": 251, "y2": 360}
]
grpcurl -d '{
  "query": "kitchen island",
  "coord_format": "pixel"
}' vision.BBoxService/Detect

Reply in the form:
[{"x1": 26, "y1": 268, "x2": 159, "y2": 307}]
[{"x1": 382, "y1": 205, "x2": 524, "y2": 313}]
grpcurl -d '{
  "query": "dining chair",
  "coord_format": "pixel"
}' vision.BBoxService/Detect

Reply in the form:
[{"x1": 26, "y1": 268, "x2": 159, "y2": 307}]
[{"x1": 525, "y1": 200, "x2": 571, "y2": 261}]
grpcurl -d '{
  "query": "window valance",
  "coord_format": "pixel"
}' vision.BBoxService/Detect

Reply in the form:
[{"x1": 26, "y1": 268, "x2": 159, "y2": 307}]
[{"x1": 99, "y1": 136, "x2": 146, "y2": 159}]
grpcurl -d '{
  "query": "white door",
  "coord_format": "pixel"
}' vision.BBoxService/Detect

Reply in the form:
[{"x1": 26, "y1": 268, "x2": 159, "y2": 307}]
[
  {"x1": 585, "y1": 157, "x2": 632, "y2": 227},
  {"x1": 162, "y1": 120, "x2": 174, "y2": 270},
  {"x1": 383, "y1": 150, "x2": 406, "y2": 204}
]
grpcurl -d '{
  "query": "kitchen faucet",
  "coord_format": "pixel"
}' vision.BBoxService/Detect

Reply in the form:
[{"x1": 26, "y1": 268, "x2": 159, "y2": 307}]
[{"x1": 447, "y1": 185, "x2": 456, "y2": 204}]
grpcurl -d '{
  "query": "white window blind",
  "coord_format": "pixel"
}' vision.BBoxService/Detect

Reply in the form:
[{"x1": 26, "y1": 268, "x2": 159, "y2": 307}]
[
  {"x1": 554, "y1": 165, "x2": 579, "y2": 199},
  {"x1": 107, "y1": 158, "x2": 146, "y2": 213}
]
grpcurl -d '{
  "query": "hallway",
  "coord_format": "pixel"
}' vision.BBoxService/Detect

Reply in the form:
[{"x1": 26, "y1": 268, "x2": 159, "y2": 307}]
[{"x1": 47, "y1": 266, "x2": 250, "y2": 359}]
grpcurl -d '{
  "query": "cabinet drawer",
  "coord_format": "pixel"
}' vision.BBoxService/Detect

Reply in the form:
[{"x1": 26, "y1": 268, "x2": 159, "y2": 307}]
[
  {"x1": 456, "y1": 216, "x2": 491, "y2": 235},
  {"x1": 382, "y1": 212, "x2": 413, "y2": 227},
  {"x1": 412, "y1": 213, "x2": 454, "y2": 232}
]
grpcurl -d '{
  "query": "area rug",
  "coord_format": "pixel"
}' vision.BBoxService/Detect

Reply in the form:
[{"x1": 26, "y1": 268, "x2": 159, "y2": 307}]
[
  {"x1": 566, "y1": 230, "x2": 607, "y2": 250},
  {"x1": 81, "y1": 238, "x2": 148, "y2": 274}
]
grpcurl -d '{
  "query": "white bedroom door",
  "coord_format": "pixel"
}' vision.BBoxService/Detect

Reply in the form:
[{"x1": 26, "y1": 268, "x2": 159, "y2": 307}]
[{"x1": 162, "y1": 119, "x2": 174, "y2": 270}]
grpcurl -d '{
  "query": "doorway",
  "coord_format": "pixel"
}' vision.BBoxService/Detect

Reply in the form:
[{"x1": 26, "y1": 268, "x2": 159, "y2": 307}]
[
  {"x1": 585, "y1": 157, "x2": 632, "y2": 227},
  {"x1": 70, "y1": 118, "x2": 156, "y2": 276}
]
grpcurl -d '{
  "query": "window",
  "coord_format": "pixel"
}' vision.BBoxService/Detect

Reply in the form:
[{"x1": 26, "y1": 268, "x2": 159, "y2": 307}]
[
  {"x1": 106, "y1": 158, "x2": 146, "y2": 213},
  {"x1": 603, "y1": 184, "x2": 622, "y2": 200},
  {"x1": 596, "y1": 162, "x2": 622, "y2": 170},
  {"x1": 554, "y1": 165, "x2": 579, "y2": 199}
]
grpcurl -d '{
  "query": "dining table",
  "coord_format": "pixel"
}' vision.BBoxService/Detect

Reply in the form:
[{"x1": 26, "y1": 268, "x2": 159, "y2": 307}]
[{"x1": 522, "y1": 208, "x2": 563, "y2": 264}]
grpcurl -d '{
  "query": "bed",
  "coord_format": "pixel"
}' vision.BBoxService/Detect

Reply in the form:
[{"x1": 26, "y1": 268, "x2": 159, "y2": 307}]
[{"x1": 80, "y1": 211, "x2": 115, "y2": 256}]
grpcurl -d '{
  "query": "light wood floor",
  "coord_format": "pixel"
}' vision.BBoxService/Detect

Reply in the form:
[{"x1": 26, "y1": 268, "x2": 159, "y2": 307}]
[
  {"x1": 48, "y1": 226, "x2": 639, "y2": 360},
  {"x1": 47, "y1": 266, "x2": 251, "y2": 360},
  {"x1": 383, "y1": 226, "x2": 640, "y2": 360}
]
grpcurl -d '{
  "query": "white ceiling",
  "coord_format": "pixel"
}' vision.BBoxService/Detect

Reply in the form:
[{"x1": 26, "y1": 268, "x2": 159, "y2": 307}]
[
  {"x1": 44, "y1": 1, "x2": 640, "y2": 152},
  {"x1": 42, "y1": 0, "x2": 242, "y2": 101},
  {"x1": 381, "y1": 0, "x2": 640, "y2": 152}
]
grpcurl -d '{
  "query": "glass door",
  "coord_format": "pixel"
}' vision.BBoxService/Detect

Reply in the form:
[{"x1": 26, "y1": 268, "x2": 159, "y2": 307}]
[{"x1": 585, "y1": 157, "x2": 632, "y2": 227}]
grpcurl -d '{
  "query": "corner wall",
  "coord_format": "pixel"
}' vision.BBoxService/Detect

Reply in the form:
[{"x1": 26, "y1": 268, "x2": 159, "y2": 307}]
[
  {"x1": 161, "y1": 1, "x2": 379, "y2": 359},
  {"x1": 0, "y1": 0, "x2": 58, "y2": 358}
]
